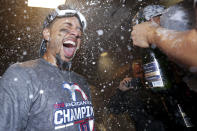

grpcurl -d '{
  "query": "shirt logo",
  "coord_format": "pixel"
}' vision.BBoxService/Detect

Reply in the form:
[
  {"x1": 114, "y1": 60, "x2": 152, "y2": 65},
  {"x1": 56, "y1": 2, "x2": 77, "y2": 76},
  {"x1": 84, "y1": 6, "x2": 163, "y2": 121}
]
[
  {"x1": 53, "y1": 82, "x2": 94, "y2": 131},
  {"x1": 62, "y1": 82, "x2": 88, "y2": 102}
]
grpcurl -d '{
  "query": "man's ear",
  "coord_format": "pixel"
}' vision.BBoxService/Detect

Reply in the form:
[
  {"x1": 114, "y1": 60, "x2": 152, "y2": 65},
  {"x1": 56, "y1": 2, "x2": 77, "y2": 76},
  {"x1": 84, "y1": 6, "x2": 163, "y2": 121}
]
[{"x1": 43, "y1": 28, "x2": 50, "y2": 41}]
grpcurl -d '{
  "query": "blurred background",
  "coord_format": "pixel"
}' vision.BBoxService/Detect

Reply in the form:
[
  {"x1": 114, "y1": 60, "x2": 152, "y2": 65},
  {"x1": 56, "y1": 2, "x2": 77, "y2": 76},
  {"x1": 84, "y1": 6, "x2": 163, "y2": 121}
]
[{"x1": 0, "y1": 0, "x2": 191, "y2": 130}]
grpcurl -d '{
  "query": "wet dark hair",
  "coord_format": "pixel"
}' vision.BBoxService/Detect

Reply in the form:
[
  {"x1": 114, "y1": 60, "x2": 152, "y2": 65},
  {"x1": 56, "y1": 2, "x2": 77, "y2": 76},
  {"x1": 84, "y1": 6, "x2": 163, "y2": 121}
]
[{"x1": 43, "y1": 4, "x2": 84, "y2": 29}]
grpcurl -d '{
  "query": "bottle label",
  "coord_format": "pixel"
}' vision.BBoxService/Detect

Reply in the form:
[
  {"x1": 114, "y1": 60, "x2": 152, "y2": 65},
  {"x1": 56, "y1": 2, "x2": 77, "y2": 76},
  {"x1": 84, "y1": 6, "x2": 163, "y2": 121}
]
[{"x1": 143, "y1": 61, "x2": 164, "y2": 88}]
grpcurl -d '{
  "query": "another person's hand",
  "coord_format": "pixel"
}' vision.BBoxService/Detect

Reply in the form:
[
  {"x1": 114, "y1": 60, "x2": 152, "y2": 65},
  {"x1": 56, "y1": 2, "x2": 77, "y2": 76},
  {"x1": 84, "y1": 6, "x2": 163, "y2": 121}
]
[
  {"x1": 131, "y1": 21, "x2": 158, "y2": 48},
  {"x1": 118, "y1": 77, "x2": 133, "y2": 92}
]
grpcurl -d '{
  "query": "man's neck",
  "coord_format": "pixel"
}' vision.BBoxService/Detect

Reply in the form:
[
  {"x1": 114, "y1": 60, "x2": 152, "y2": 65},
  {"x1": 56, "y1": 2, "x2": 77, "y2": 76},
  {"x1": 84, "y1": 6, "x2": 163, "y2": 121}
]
[
  {"x1": 43, "y1": 52, "x2": 71, "y2": 71},
  {"x1": 43, "y1": 52, "x2": 57, "y2": 67}
]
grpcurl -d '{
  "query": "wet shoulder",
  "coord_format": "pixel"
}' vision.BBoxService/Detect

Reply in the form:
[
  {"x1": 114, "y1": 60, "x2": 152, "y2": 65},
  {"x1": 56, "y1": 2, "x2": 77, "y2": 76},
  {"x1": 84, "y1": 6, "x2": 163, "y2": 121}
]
[
  {"x1": 4, "y1": 59, "x2": 42, "y2": 80},
  {"x1": 15, "y1": 59, "x2": 41, "y2": 69},
  {"x1": 70, "y1": 71, "x2": 90, "y2": 88},
  {"x1": 71, "y1": 71, "x2": 87, "y2": 82}
]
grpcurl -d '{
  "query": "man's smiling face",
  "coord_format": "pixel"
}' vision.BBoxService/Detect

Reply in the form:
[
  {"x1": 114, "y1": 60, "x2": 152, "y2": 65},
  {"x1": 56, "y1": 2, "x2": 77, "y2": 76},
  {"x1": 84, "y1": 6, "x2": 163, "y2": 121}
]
[{"x1": 44, "y1": 16, "x2": 82, "y2": 62}]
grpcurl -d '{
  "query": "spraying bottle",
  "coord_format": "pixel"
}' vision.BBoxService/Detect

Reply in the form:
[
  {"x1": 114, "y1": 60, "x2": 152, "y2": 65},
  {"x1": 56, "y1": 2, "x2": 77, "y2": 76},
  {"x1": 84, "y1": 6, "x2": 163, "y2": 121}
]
[
  {"x1": 133, "y1": 4, "x2": 195, "y2": 130},
  {"x1": 133, "y1": 5, "x2": 171, "y2": 91}
]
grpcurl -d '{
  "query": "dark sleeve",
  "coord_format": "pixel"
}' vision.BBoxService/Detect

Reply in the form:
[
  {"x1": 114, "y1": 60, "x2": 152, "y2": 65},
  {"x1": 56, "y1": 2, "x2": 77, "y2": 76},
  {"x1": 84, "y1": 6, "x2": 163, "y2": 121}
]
[
  {"x1": 0, "y1": 65, "x2": 32, "y2": 131},
  {"x1": 107, "y1": 89, "x2": 128, "y2": 114}
]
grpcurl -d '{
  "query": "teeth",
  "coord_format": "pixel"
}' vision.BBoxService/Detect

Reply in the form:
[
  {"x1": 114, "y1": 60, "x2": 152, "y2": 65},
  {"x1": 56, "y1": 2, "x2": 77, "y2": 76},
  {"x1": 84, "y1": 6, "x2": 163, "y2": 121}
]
[{"x1": 63, "y1": 40, "x2": 76, "y2": 46}]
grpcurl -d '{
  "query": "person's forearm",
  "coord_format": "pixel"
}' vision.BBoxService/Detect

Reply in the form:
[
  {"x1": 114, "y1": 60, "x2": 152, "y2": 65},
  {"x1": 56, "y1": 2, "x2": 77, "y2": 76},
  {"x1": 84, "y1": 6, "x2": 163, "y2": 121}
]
[{"x1": 152, "y1": 28, "x2": 197, "y2": 67}]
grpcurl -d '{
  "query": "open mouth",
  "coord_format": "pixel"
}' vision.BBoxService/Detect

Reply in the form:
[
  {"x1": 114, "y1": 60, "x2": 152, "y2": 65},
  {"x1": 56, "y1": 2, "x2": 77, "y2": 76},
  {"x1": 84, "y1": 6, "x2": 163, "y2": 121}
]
[{"x1": 63, "y1": 40, "x2": 77, "y2": 58}]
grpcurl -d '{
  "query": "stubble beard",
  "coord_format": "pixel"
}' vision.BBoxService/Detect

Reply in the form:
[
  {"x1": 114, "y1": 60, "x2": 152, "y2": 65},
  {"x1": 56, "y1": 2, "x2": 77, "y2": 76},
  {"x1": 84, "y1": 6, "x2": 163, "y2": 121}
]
[{"x1": 56, "y1": 53, "x2": 72, "y2": 71}]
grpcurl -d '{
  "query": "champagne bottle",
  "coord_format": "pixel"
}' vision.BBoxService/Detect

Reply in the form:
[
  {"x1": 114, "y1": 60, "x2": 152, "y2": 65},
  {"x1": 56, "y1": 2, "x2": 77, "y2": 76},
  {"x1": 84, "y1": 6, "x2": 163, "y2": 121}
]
[
  {"x1": 142, "y1": 48, "x2": 171, "y2": 91},
  {"x1": 177, "y1": 104, "x2": 194, "y2": 128},
  {"x1": 133, "y1": 5, "x2": 171, "y2": 91},
  {"x1": 142, "y1": 1, "x2": 196, "y2": 90},
  {"x1": 133, "y1": 5, "x2": 195, "y2": 130}
]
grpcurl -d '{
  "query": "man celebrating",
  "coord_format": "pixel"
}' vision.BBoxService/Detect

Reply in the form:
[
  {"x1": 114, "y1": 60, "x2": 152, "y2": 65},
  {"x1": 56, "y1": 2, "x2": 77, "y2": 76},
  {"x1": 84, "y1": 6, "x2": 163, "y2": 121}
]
[{"x1": 0, "y1": 4, "x2": 94, "y2": 131}]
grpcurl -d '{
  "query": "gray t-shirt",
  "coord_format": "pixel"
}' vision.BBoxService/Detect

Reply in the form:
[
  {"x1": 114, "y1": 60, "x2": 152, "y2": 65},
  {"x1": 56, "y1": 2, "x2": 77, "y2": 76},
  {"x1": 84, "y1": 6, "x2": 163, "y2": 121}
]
[{"x1": 0, "y1": 58, "x2": 94, "y2": 131}]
